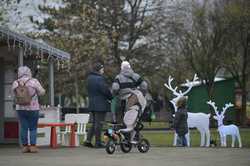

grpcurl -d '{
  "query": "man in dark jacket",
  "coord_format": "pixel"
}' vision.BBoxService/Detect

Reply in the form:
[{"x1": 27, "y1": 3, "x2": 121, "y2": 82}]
[
  {"x1": 84, "y1": 61, "x2": 113, "y2": 148},
  {"x1": 174, "y1": 96, "x2": 188, "y2": 147}
]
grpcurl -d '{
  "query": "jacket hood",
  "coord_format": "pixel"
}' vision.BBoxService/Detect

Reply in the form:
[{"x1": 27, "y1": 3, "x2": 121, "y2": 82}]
[
  {"x1": 121, "y1": 67, "x2": 134, "y2": 77},
  {"x1": 18, "y1": 66, "x2": 32, "y2": 78}
]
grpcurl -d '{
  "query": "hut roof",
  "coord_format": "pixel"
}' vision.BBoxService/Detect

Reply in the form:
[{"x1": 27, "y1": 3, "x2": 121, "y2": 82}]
[{"x1": 0, "y1": 26, "x2": 70, "y2": 60}]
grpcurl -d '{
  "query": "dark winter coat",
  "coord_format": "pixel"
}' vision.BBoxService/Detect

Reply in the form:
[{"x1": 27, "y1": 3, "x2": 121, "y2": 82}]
[
  {"x1": 87, "y1": 72, "x2": 113, "y2": 112},
  {"x1": 174, "y1": 107, "x2": 188, "y2": 136}
]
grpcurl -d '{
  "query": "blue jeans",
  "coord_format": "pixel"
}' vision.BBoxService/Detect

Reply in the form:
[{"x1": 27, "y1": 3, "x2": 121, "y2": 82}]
[
  {"x1": 177, "y1": 135, "x2": 187, "y2": 147},
  {"x1": 17, "y1": 110, "x2": 39, "y2": 145}
]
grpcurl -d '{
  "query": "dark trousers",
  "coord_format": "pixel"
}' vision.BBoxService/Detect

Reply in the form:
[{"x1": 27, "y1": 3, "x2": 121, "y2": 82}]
[
  {"x1": 17, "y1": 110, "x2": 39, "y2": 145},
  {"x1": 86, "y1": 112, "x2": 106, "y2": 145},
  {"x1": 177, "y1": 135, "x2": 187, "y2": 147}
]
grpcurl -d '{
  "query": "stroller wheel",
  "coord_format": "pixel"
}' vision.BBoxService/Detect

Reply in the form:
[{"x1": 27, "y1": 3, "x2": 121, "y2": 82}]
[
  {"x1": 137, "y1": 138, "x2": 150, "y2": 153},
  {"x1": 106, "y1": 140, "x2": 116, "y2": 154},
  {"x1": 120, "y1": 140, "x2": 132, "y2": 153}
]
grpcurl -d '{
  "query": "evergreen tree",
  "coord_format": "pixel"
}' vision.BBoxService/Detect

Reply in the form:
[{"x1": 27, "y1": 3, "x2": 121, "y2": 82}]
[
  {"x1": 36, "y1": 0, "x2": 166, "y2": 107},
  {"x1": 35, "y1": 1, "x2": 109, "y2": 109}
]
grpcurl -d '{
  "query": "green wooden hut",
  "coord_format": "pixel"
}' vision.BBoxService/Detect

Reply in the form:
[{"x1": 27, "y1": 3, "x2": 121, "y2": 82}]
[{"x1": 184, "y1": 78, "x2": 236, "y2": 124}]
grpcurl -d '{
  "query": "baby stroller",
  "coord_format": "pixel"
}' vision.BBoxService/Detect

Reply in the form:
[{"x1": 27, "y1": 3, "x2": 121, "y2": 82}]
[{"x1": 104, "y1": 89, "x2": 150, "y2": 154}]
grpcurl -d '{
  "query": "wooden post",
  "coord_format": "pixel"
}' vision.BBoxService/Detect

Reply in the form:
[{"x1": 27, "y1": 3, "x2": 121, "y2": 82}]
[
  {"x1": 49, "y1": 59, "x2": 55, "y2": 106},
  {"x1": 18, "y1": 48, "x2": 23, "y2": 146},
  {"x1": 18, "y1": 48, "x2": 24, "y2": 67}
]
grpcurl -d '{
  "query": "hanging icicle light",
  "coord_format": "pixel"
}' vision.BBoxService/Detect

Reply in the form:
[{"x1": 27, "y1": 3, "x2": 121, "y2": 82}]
[
  {"x1": 36, "y1": 45, "x2": 40, "y2": 56},
  {"x1": 13, "y1": 39, "x2": 16, "y2": 50},
  {"x1": 29, "y1": 43, "x2": 32, "y2": 57},
  {"x1": 7, "y1": 34, "x2": 10, "y2": 50},
  {"x1": 47, "y1": 52, "x2": 51, "y2": 61},
  {"x1": 61, "y1": 61, "x2": 64, "y2": 69},
  {"x1": 67, "y1": 60, "x2": 71, "y2": 72},
  {"x1": 41, "y1": 53, "x2": 46, "y2": 64},
  {"x1": 57, "y1": 59, "x2": 60, "y2": 70},
  {"x1": 0, "y1": 27, "x2": 70, "y2": 67},
  {"x1": 18, "y1": 40, "x2": 21, "y2": 48},
  {"x1": 23, "y1": 41, "x2": 27, "y2": 57}
]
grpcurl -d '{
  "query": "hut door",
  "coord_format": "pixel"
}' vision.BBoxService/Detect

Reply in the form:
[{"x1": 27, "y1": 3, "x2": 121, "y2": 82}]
[
  {"x1": 0, "y1": 59, "x2": 19, "y2": 143},
  {"x1": 0, "y1": 58, "x2": 4, "y2": 143},
  {"x1": 4, "y1": 61, "x2": 19, "y2": 143}
]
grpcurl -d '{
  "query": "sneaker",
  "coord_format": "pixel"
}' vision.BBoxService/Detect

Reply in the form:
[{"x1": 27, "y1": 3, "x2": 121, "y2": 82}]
[
  {"x1": 21, "y1": 146, "x2": 30, "y2": 153},
  {"x1": 29, "y1": 146, "x2": 38, "y2": 153},
  {"x1": 130, "y1": 140, "x2": 138, "y2": 144},
  {"x1": 84, "y1": 142, "x2": 94, "y2": 148}
]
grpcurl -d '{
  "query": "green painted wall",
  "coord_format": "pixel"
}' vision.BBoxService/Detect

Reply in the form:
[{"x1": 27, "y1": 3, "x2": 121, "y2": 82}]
[{"x1": 186, "y1": 79, "x2": 236, "y2": 123}]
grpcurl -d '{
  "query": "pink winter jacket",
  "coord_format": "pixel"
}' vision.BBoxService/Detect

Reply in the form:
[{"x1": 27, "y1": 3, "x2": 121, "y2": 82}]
[{"x1": 12, "y1": 66, "x2": 45, "y2": 111}]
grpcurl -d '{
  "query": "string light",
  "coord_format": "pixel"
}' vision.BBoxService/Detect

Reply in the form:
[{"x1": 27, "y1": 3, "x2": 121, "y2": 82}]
[
  {"x1": 57, "y1": 59, "x2": 60, "y2": 70},
  {"x1": 7, "y1": 34, "x2": 10, "y2": 50},
  {"x1": 29, "y1": 43, "x2": 32, "y2": 57},
  {"x1": 0, "y1": 27, "x2": 70, "y2": 66},
  {"x1": 13, "y1": 39, "x2": 16, "y2": 50},
  {"x1": 23, "y1": 41, "x2": 27, "y2": 57}
]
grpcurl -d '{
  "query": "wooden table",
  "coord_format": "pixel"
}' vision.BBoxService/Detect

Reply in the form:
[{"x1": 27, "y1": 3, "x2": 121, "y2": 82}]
[{"x1": 38, "y1": 122, "x2": 76, "y2": 148}]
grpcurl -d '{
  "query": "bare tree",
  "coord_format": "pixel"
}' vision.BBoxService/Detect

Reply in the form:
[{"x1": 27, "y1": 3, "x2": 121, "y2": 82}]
[
  {"x1": 164, "y1": 1, "x2": 227, "y2": 100},
  {"x1": 36, "y1": 1, "x2": 110, "y2": 110},
  {"x1": 222, "y1": 0, "x2": 250, "y2": 125}
]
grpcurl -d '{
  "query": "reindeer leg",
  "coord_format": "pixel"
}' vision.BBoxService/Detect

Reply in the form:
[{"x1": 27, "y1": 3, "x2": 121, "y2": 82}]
[
  {"x1": 199, "y1": 129, "x2": 205, "y2": 147},
  {"x1": 203, "y1": 129, "x2": 210, "y2": 147},
  {"x1": 237, "y1": 132, "x2": 242, "y2": 148},
  {"x1": 185, "y1": 132, "x2": 190, "y2": 147},
  {"x1": 224, "y1": 136, "x2": 227, "y2": 147},
  {"x1": 231, "y1": 135, "x2": 235, "y2": 148},
  {"x1": 231, "y1": 135, "x2": 236, "y2": 148},
  {"x1": 219, "y1": 133, "x2": 224, "y2": 147},
  {"x1": 173, "y1": 132, "x2": 178, "y2": 146}
]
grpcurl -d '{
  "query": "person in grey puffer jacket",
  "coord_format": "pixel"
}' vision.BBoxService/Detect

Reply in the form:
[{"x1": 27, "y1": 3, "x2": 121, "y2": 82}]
[
  {"x1": 111, "y1": 61, "x2": 147, "y2": 122},
  {"x1": 112, "y1": 61, "x2": 147, "y2": 99}
]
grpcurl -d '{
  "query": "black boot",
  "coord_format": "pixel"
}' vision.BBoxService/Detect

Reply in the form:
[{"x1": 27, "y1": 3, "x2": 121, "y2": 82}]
[{"x1": 84, "y1": 141, "x2": 94, "y2": 148}]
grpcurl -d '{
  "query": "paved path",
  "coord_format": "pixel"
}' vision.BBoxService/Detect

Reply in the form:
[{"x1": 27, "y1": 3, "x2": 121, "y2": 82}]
[{"x1": 0, "y1": 146, "x2": 249, "y2": 166}]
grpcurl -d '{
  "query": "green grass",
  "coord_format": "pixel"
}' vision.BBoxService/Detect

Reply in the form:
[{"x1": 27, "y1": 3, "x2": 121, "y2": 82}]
[
  {"x1": 142, "y1": 122, "x2": 170, "y2": 129},
  {"x1": 247, "y1": 103, "x2": 250, "y2": 118},
  {"x1": 77, "y1": 122, "x2": 250, "y2": 148},
  {"x1": 142, "y1": 128, "x2": 250, "y2": 147}
]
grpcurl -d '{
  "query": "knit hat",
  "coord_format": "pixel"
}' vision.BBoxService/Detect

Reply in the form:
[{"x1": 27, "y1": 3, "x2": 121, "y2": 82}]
[
  {"x1": 121, "y1": 61, "x2": 131, "y2": 70},
  {"x1": 176, "y1": 96, "x2": 188, "y2": 108},
  {"x1": 93, "y1": 62, "x2": 104, "y2": 72}
]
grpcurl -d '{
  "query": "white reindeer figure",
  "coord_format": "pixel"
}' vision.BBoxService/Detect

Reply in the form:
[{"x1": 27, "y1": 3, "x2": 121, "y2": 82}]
[
  {"x1": 164, "y1": 74, "x2": 211, "y2": 147},
  {"x1": 207, "y1": 100, "x2": 242, "y2": 148}
]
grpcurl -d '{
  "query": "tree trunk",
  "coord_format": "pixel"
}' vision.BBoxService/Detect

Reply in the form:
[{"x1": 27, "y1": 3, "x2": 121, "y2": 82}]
[
  {"x1": 240, "y1": 41, "x2": 249, "y2": 126},
  {"x1": 74, "y1": 75, "x2": 80, "y2": 114},
  {"x1": 241, "y1": 88, "x2": 247, "y2": 126}
]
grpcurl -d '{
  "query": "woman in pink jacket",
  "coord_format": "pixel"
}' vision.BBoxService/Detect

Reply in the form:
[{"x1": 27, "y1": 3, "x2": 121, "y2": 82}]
[{"x1": 12, "y1": 66, "x2": 45, "y2": 153}]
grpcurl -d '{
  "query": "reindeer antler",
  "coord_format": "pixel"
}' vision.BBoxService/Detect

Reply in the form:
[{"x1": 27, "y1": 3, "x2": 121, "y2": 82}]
[
  {"x1": 222, "y1": 102, "x2": 234, "y2": 115},
  {"x1": 179, "y1": 74, "x2": 199, "y2": 96},
  {"x1": 207, "y1": 100, "x2": 219, "y2": 116},
  {"x1": 164, "y1": 74, "x2": 198, "y2": 97},
  {"x1": 164, "y1": 76, "x2": 180, "y2": 97}
]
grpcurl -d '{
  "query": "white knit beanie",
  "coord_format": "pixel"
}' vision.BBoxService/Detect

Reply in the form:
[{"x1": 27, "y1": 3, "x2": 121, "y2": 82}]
[{"x1": 121, "y1": 61, "x2": 131, "y2": 70}]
